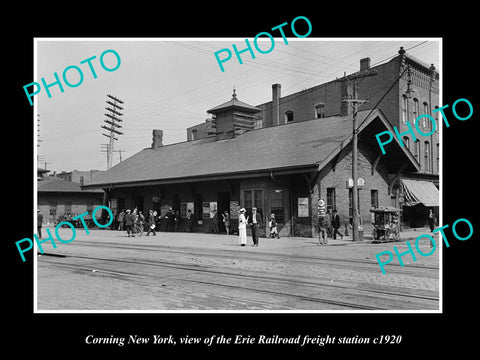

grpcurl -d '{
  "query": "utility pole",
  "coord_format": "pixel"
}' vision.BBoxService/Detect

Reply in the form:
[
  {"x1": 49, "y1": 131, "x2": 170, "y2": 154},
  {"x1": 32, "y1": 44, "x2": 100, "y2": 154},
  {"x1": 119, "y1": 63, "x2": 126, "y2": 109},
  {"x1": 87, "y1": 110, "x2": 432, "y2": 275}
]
[
  {"x1": 101, "y1": 144, "x2": 125, "y2": 166},
  {"x1": 341, "y1": 68, "x2": 377, "y2": 241},
  {"x1": 115, "y1": 149, "x2": 125, "y2": 163},
  {"x1": 102, "y1": 94, "x2": 124, "y2": 170}
]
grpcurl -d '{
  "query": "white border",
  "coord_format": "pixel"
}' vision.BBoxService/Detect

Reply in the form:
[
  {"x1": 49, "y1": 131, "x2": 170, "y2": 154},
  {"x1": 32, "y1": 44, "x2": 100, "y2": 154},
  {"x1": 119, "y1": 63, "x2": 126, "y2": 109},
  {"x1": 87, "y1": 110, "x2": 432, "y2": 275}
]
[{"x1": 33, "y1": 37, "x2": 443, "y2": 314}]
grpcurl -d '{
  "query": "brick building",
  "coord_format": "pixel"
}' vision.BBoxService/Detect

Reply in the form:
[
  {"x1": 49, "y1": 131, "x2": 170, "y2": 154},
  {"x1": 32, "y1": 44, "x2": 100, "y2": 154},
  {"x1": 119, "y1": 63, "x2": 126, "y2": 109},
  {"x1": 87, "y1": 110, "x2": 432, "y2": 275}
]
[
  {"x1": 83, "y1": 84, "x2": 421, "y2": 237},
  {"x1": 37, "y1": 178, "x2": 104, "y2": 225},
  {"x1": 187, "y1": 47, "x2": 440, "y2": 229}
]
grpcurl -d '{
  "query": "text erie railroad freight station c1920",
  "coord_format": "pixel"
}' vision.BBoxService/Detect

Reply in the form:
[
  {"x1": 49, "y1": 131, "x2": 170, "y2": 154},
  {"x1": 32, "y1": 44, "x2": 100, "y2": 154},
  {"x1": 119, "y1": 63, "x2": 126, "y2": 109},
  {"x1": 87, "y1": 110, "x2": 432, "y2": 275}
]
[{"x1": 82, "y1": 48, "x2": 439, "y2": 238}]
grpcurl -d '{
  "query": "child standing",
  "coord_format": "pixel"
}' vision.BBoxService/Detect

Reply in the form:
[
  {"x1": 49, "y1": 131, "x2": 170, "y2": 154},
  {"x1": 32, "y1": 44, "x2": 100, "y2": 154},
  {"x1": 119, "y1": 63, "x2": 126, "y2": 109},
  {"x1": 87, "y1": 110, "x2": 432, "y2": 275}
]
[{"x1": 269, "y1": 213, "x2": 280, "y2": 239}]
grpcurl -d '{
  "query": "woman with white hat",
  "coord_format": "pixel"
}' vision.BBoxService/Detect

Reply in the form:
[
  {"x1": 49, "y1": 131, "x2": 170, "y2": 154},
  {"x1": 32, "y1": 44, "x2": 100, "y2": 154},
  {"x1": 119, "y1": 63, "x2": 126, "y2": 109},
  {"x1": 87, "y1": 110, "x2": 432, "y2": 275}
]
[{"x1": 238, "y1": 208, "x2": 247, "y2": 246}]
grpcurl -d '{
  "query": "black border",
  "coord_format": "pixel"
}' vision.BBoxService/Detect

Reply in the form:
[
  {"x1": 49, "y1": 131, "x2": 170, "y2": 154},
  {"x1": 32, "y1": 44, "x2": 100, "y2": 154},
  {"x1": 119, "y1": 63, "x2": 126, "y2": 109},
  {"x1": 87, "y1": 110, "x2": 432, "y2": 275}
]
[{"x1": 7, "y1": 5, "x2": 478, "y2": 356}]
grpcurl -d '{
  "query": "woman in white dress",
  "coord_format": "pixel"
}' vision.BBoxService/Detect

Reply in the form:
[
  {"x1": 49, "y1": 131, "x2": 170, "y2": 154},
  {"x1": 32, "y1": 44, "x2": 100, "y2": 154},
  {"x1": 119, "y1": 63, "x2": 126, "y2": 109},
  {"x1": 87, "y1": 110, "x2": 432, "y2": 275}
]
[{"x1": 238, "y1": 208, "x2": 247, "y2": 246}]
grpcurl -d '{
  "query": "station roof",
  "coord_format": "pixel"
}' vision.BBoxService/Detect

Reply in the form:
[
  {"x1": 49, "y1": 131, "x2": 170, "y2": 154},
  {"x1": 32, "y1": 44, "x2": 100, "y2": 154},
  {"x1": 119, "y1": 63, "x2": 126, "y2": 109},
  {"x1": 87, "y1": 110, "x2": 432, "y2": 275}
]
[
  {"x1": 38, "y1": 178, "x2": 104, "y2": 193},
  {"x1": 82, "y1": 109, "x2": 419, "y2": 189}
]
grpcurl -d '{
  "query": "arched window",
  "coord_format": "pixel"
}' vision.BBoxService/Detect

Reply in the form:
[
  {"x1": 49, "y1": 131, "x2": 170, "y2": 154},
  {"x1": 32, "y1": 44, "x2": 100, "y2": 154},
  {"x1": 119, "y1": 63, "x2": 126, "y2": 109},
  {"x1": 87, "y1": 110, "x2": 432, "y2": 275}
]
[
  {"x1": 402, "y1": 95, "x2": 408, "y2": 124},
  {"x1": 414, "y1": 139, "x2": 420, "y2": 162},
  {"x1": 412, "y1": 98, "x2": 419, "y2": 124},
  {"x1": 403, "y1": 136, "x2": 410, "y2": 150},
  {"x1": 434, "y1": 106, "x2": 439, "y2": 132},
  {"x1": 424, "y1": 141, "x2": 431, "y2": 172},
  {"x1": 423, "y1": 102, "x2": 431, "y2": 131}
]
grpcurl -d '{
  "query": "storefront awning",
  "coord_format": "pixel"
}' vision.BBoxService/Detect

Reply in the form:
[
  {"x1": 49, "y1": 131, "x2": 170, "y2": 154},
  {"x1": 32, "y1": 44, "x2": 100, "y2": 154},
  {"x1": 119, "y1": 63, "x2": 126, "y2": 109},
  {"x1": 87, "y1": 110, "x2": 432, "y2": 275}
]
[{"x1": 402, "y1": 179, "x2": 439, "y2": 207}]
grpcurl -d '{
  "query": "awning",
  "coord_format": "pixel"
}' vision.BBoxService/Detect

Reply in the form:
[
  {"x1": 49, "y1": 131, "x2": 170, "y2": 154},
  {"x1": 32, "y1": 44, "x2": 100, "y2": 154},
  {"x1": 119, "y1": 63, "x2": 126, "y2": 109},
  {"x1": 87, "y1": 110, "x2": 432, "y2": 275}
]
[{"x1": 402, "y1": 179, "x2": 439, "y2": 207}]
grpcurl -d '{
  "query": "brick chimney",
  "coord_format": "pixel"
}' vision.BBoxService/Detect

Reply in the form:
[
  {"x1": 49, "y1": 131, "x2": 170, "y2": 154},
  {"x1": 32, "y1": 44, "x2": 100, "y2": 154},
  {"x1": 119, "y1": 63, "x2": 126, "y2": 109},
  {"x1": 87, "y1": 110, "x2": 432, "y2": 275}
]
[
  {"x1": 360, "y1": 57, "x2": 371, "y2": 71},
  {"x1": 151, "y1": 129, "x2": 163, "y2": 148},
  {"x1": 272, "y1": 83, "x2": 281, "y2": 126}
]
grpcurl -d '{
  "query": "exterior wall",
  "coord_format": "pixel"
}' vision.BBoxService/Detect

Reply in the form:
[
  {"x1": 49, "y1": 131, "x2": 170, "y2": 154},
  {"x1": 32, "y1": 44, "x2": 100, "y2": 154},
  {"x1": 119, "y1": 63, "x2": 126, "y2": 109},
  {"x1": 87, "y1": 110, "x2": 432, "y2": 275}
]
[
  {"x1": 109, "y1": 180, "x2": 240, "y2": 233},
  {"x1": 257, "y1": 80, "x2": 350, "y2": 128},
  {"x1": 240, "y1": 176, "x2": 292, "y2": 238},
  {"x1": 316, "y1": 141, "x2": 393, "y2": 236},
  {"x1": 358, "y1": 56, "x2": 440, "y2": 176},
  {"x1": 105, "y1": 136, "x2": 398, "y2": 238},
  {"x1": 257, "y1": 55, "x2": 440, "y2": 176},
  {"x1": 38, "y1": 192, "x2": 104, "y2": 224},
  {"x1": 186, "y1": 119, "x2": 214, "y2": 141}
]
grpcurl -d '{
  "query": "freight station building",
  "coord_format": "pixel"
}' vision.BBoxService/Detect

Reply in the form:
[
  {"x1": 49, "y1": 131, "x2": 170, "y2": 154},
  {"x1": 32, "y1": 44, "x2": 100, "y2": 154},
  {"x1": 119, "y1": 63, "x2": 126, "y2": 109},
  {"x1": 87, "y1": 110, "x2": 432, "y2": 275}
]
[{"x1": 83, "y1": 48, "x2": 440, "y2": 237}]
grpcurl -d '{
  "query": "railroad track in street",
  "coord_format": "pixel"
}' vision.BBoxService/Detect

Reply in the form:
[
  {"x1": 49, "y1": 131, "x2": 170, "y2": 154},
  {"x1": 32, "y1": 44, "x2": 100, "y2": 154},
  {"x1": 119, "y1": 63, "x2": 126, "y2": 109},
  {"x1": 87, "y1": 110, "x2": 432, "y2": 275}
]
[
  {"x1": 63, "y1": 239, "x2": 440, "y2": 276},
  {"x1": 38, "y1": 243, "x2": 439, "y2": 311}
]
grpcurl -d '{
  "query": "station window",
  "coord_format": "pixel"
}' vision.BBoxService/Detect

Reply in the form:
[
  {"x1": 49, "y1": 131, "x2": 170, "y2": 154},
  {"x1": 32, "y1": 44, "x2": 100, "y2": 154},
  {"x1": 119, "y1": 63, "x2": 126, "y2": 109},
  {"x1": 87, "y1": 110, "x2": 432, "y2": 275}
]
[
  {"x1": 349, "y1": 188, "x2": 361, "y2": 218},
  {"x1": 64, "y1": 202, "x2": 72, "y2": 215},
  {"x1": 49, "y1": 202, "x2": 57, "y2": 216},
  {"x1": 270, "y1": 189, "x2": 285, "y2": 224},
  {"x1": 371, "y1": 190, "x2": 378, "y2": 208},
  {"x1": 241, "y1": 189, "x2": 264, "y2": 219},
  {"x1": 326, "y1": 187, "x2": 336, "y2": 212}
]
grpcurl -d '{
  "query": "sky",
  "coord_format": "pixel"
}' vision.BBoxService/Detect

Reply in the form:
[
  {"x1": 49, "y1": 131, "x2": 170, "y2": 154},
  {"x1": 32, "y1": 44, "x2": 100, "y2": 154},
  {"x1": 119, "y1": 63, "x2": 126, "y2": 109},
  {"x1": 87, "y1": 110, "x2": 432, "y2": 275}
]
[{"x1": 35, "y1": 38, "x2": 440, "y2": 173}]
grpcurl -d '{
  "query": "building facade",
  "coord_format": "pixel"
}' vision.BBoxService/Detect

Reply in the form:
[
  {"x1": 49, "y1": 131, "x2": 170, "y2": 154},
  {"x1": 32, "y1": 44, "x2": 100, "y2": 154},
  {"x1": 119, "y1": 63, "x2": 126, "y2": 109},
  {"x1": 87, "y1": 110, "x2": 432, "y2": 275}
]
[
  {"x1": 83, "y1": 47, "x2": 439, "y2": 236},
  {"x1": 83, "y1": 97, "x2": 420, "y2": 237},
  {"x1": 37, "y1": 178, "x2": 104, "y2": 225}
]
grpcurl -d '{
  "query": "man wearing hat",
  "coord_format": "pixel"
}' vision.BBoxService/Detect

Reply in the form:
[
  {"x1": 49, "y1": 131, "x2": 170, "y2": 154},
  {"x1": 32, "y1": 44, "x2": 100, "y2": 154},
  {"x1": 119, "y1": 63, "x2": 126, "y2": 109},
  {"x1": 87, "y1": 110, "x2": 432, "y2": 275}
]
[
  {"x1": 248, "y1": 207, "x2": 263, "y2": 247},
  {"x1": 37, "y1": 210, "x2": 43, "y2": 239},
  {"x1": 124, "y1": 209, "x2": 134, "y2": 237}
]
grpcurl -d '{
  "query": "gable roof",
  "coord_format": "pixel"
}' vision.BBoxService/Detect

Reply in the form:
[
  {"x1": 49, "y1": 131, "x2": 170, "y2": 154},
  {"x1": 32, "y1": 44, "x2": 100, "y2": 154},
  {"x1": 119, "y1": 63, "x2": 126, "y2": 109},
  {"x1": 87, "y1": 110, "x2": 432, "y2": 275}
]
[
  {"x1": 38, "y1": 178, "x2": 104, "y2": 193},
  {"x1": 82, "y1": 109, "x2": 419, "y2": 189}
]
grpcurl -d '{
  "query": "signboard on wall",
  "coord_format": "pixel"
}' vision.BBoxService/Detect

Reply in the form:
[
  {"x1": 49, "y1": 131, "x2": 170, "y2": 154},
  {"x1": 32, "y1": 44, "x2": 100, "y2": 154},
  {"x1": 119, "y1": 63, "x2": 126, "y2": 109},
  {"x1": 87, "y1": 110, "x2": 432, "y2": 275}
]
[
  {"x1": 209, "y1": 202, "x2": 217, "y2": 218},
  {"x1": 180, "y1": 202, "x2": 194, "y2": 218},
  {"x1": 298, "y1": 197, "x2": 309, "y2": 217},
  {"x1": 203, "y1": 202, "x2": 210, "y2": 219},
  {"x1": 110, "y1": 199, "x2": 117, "y2": 215},
  {"x1": 230, "y1": 200, "x2": 240, "y2": 219},
  {"x1": 318, "y1": 198, "x2": 326, "y2": 217}
]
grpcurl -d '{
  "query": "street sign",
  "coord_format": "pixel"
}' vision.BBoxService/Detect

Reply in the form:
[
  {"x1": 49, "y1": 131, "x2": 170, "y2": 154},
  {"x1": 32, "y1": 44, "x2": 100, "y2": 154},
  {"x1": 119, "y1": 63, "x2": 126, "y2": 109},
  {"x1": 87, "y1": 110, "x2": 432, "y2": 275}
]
[
  {"x1": 346, "y1": 178, "x2": 365, "y2": 188},
  {"x1": 318, "y1": 199, "x2": 326, "y2": 217}
]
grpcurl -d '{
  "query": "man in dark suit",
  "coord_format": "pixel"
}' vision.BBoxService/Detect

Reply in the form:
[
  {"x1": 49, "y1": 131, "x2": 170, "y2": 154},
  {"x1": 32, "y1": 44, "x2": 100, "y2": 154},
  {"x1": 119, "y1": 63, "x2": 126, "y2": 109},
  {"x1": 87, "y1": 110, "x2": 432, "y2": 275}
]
[
  {"x1": 164, "y1": 207, "x2": 174, "y2": 232},
  {"x1": 248, "y1": 207, "x2": 262, "y2": 247},
  {"x1": 332, "y1": 209, "x2": 344, "y2": 240}
]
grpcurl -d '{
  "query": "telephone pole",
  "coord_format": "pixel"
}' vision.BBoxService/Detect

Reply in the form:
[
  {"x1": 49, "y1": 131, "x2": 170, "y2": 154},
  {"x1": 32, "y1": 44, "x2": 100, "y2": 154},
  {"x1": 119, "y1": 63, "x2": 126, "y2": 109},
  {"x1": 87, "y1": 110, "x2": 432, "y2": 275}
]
[
  {"x1": 341, "y1": 68, "x2": 377, "y2": 241},
  {"x1": 101, "y1": 144, "x2": 125, "y2": 166},
  {"x1": 102, "y1": 94, "x2": 124, "y2": 170}
]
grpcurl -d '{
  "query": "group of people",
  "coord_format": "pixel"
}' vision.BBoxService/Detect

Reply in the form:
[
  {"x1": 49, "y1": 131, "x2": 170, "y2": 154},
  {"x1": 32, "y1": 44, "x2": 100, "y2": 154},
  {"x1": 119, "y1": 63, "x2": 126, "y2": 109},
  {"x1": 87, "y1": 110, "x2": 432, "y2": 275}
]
[
  {"x1": 211, "y1": 210, "x2": 231, "y2": 235},
  {"x1": 318, "y1": 209, "x2": 344, "y2": 245},
  {"x1": 116, "y1": 207, "x2": 194, "y2": 237},
  {"x1": 238, "y1": 207, "x2": 270, "y2": 247},
  {"x1": 117, "y1": 208, "x2": 145, "y2": 237}
]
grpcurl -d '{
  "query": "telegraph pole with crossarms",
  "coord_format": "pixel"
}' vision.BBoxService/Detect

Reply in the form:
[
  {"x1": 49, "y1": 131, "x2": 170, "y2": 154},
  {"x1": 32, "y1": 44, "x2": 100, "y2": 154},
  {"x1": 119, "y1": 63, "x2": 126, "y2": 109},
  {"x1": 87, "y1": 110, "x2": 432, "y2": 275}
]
[{"x1": 341, "y1": 68, "x2": 377, "y2": 241}]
